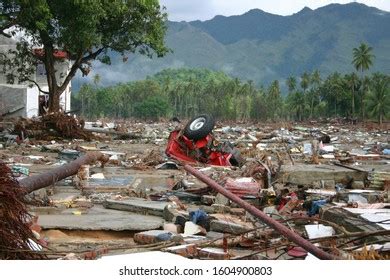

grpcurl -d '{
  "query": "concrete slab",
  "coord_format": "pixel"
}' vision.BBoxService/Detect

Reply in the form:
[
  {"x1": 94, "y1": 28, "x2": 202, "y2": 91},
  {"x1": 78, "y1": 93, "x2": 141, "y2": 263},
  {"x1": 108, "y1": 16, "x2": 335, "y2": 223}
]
[
  {"x1": 343, "y1": 207, "x2": 390, "y2": 230},
  {"x1": 305, "y1": 224, "x2": 335, "y2": 239},
  {"x1": 279, "y1": 164, "x2": 367, "y2": 185},
  {"x1": 104, "y1": 199, "x2": 169, "y2": 217},
  {"x1": 34, "y1": 205, "x2": 164, "y2": 231},
  {"x1": 210, "y1": 220, "x2": 250, "y2": 234},
  {"x1": 89, "y1": 176, "x2": 134, "y2": 187},
  {"x1": 320, "y1": 205, "x2": 388, "y2": 244}
]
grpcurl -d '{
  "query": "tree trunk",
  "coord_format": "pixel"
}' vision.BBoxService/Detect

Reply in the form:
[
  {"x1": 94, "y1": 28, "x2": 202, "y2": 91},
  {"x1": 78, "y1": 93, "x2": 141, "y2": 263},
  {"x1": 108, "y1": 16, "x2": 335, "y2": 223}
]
[
  {"x1": 360, "y1": 70, "x2": 365, "y2": 122},
  {"x1": 43, "y1": 43, "x2": 62, "y2": 114},
  {"x1": 351, "y1": 85, "x2": 355, "y2": 118},
  {"x1": 48, "y1": 90, "x2": 60, "y2": 113},
  {"x1": 310, "y1": 94, "x2": 314, "y2": 119},
  {"x1": 81, "y1": 94, "x2": 85, "y2": 116}
]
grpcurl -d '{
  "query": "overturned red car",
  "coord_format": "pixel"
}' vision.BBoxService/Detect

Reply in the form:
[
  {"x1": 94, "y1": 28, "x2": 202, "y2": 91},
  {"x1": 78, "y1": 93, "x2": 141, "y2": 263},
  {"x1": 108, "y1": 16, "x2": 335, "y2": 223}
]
[{"x1": 166, "y1": 115, "x2": 243, "y2": 166}]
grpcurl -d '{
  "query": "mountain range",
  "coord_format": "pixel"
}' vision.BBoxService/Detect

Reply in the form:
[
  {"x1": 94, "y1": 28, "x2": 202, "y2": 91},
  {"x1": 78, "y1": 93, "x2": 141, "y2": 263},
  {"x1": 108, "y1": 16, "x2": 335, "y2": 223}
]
[{"x1": 75, "y1": 2, "x2": 390, "y2": 90}]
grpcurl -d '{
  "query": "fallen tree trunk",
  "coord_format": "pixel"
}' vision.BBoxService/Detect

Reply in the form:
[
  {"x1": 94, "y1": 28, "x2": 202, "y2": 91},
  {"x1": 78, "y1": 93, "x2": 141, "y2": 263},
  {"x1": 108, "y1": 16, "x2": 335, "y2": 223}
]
[
  {"x1": 184, "y1": 164, "x2": 338, "y2": 260},
  {"x1": 19, "y1": 152, "x2": 109, "y2": 193}
]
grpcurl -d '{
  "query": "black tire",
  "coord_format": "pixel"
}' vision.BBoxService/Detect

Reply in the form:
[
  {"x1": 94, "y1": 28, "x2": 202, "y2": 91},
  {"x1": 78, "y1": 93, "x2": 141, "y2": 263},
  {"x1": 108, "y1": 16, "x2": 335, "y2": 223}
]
[{"x1": 184, "y1": 114, "x2": 215, "y2": 141}]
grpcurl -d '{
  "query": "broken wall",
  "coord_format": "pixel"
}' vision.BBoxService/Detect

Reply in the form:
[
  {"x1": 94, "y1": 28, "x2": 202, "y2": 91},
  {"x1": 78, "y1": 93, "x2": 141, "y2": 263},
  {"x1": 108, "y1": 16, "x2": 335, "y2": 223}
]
[{"x1": 0, "y1": 85, "x2": 39, "y2": 118}]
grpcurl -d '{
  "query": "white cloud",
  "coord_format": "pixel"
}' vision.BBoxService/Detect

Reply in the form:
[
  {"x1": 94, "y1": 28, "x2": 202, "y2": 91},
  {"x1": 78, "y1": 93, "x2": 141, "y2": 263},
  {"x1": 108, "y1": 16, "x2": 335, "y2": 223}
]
[{"x1": 160, "y1": 0, "x2": 390, "y2": 21}]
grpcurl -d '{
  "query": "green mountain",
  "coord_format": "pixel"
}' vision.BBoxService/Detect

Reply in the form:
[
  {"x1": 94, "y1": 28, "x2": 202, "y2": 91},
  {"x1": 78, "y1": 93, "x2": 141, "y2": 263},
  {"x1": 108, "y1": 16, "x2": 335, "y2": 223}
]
[{"x1": 75, "y1": 3, "x2": 390, "y2": 90}]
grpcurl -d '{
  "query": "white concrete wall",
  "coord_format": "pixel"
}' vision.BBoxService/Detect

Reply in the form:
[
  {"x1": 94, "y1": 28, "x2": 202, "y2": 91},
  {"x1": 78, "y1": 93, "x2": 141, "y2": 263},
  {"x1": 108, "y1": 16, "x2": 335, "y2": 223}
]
[
  {"x1": 26, "y1": 86, "x2": 39, "y2": 118},
  {"x1": 60, "y1": 85, "x2": 71, "y2": 112}
]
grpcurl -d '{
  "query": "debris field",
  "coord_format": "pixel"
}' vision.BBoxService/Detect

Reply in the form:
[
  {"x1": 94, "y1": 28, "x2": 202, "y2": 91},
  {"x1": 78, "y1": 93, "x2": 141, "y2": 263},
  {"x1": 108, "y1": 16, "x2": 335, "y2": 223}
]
[{"x1": 0, "y1": 115, "x2": 389, "y2": 260}]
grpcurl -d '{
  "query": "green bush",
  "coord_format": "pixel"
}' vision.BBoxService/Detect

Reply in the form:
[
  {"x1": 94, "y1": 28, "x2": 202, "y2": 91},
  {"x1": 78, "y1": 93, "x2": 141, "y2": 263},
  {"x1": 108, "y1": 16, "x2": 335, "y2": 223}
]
[{"x1": 134, "y1": 95, "x2": 170, "y2": 120}]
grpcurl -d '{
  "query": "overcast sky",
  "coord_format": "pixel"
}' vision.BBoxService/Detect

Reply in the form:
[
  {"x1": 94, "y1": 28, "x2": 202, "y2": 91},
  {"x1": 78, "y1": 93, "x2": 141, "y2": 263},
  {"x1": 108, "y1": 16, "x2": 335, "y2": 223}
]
[{"x1": 160, "y1": 0, "x2": 390, "y2": 21}]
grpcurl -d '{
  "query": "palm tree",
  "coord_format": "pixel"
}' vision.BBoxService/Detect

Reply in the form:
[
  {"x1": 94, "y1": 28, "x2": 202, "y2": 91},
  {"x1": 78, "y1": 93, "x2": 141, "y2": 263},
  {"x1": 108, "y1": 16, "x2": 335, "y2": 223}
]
[
  {"x1": 300, "y1": 72, "x2": 310, "y2": 93},
  {"x1": 345, "y1": 73, "x2": 359, "y2": 118},
  {"x1": 288, "y1": 91, "x2": 305, "y2": 121},
  {"x1": 78, "y1": 84, "x2": 92, "y2": 117},
  {"x1": 365, "y1": 76, "x2": 389, "y2": 125},
  {"x1": 286, "y1": 76, "x2": 296, "y2": 94},
  {"x1": 310, "y1": 70, "x2": 321, "y2": 118},
  {"x1": 352, "y1": 43, "x2": 375, "y2": 121},
  {"x1": 267, "y1": 80, "x2": 282, "y2": 120},
  {"x1": 93, "y1": 74, "x2": 101, "y2": 87},
  {"x1": 326, "y1": 72, "x2": 343, "y2": 116}
]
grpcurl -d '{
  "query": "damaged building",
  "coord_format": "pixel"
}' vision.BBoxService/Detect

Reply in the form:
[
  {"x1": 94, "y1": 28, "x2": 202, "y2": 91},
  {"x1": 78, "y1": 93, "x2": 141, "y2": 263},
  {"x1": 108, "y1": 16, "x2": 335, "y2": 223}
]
[{"x1": 0, "y1": 36, "x2": 72, "y2": 118}]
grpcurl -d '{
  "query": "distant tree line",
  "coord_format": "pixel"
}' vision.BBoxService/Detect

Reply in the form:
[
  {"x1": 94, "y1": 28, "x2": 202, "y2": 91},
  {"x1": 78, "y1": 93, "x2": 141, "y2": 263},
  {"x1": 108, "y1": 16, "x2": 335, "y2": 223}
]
[{"x1": 73, "y1": 43, "x2": 389, "y2": 124}]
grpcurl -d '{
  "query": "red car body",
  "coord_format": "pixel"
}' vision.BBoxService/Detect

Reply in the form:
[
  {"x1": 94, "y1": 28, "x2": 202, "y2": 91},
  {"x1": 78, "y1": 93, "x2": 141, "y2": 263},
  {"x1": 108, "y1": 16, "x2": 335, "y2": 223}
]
[{"x1": 166, "y1": 130, "x2": 234, "y2": 166}]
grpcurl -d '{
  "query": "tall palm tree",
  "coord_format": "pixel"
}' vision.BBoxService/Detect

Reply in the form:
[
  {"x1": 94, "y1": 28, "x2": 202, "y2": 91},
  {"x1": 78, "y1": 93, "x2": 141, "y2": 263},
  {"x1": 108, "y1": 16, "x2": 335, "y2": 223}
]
[
  {"x1": 267, "y1": 80, "x2": 282, "y2": 120},
  {"x1": 300, "y1": 72, "x2": 310, "y2": 93},
  {"x1": 327, "y1": 72, "x2": 343, "y2": 116},
  {"x1": 310, "y1": 70, "x2": 321, "y2": 118},
  {"x1": 345, "y1": 73, "x2": 359, "y2": 118},
  {"x1": 286, "y1": 76, "x2": 296, "y2": 94},
  {"x1": 365, "y1": 76, "x2": 389, "y2": 125},
  {"x1": 352, "y1": 43, "x2": 375, "y2": 121},
  {"x1": 289, "y1": 91, "x2": 305, "y2": 121}
]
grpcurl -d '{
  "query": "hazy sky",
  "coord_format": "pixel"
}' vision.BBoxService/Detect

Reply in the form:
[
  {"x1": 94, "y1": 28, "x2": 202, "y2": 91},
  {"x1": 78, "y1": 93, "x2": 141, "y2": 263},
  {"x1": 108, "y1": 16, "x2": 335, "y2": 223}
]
[{"x1": 160, "y1": 0, "x2": 390, "y2": 21}]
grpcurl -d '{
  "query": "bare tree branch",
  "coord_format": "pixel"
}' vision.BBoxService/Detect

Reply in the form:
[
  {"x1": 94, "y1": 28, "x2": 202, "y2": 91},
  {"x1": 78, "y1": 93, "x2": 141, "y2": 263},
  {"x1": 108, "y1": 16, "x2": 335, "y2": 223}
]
[
  {"x1": 26, "y1": 78, "x2": 49, "y2": 94},
  {"x1": 57, "y1": 47, "x2": 106, "y2": 93},
  {"x1": 80, "y1": 47, "x2": 106, "y2": 63}
]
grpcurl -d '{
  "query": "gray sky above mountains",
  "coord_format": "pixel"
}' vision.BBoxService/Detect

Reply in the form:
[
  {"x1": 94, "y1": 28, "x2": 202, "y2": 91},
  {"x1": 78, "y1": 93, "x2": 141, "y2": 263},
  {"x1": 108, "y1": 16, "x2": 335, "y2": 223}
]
[{"x1": 160, "y1": 0, "x2": 390, "y2": 21}]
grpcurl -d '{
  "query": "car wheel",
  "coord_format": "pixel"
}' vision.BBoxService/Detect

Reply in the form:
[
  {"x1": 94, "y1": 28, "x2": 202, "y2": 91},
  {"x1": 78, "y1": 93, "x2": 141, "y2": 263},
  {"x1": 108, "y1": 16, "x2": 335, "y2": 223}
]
[{"x1": 183, "y1": 114, "x2": 215, "y2": 141}]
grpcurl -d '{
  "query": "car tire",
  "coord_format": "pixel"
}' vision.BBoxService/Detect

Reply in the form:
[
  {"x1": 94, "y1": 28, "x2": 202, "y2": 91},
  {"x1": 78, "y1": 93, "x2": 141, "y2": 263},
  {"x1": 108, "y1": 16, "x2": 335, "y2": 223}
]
[{"x1": 184, "y1": 114, "x2": 215, "y2": 141}]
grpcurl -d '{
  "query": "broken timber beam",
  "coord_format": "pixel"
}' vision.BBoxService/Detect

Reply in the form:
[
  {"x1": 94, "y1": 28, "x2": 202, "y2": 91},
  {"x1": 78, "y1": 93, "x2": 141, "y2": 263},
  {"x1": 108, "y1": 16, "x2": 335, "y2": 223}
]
[
  {"x1": 19, "y1": 152, "x2": 109, "y2": 193},
  {"x1": 184, "y1": 164, "x2": 337, "y2": 260}
]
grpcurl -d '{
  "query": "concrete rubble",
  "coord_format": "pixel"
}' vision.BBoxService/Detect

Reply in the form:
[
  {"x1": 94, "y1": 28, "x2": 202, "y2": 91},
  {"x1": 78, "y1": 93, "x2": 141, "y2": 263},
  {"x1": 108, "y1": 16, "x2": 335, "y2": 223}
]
[{"x1": 0, "y1": 115, "x2": 389, "y2": 260}]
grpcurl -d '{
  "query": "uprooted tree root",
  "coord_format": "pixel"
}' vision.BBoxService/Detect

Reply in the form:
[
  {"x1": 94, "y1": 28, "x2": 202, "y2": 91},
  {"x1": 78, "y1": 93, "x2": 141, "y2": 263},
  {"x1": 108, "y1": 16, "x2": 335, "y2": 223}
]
[
  {"x1": 0, "y1": 162, "x2": 46, "y2": 259},
  {"x1": 14, "y1": 113, "x2": 93, "y2": 141}
]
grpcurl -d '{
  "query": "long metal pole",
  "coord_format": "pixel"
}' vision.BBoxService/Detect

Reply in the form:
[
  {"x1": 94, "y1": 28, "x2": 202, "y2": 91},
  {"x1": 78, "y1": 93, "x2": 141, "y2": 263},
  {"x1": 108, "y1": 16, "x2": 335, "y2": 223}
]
[
  {"x1": 184, "y1": 164, "x2": 337, "y2": 260},
  {"x1": 20, "y1": 152, "x2": 108, "y2": 193}
]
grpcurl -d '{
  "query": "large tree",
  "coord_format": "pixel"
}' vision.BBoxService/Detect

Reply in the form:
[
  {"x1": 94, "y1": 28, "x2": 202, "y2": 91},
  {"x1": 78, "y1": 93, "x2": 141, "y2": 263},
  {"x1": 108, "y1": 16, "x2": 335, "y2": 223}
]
[
  {"x1": 0, "y1": 0, "x2": 168, "y2": 112},
  {"x1": 352, "y1": 43, "x2": 375, "y2": 121}
]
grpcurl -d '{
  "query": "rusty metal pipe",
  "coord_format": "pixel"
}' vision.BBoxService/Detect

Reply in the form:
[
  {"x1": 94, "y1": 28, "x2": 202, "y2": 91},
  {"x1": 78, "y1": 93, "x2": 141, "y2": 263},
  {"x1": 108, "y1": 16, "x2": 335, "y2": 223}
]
[
  {"x1": 184, "y1": 164, "x2": 337, "y2": 260},
  {"x1": 20, "y1": 152, "x2": 108, "y2": 193}
]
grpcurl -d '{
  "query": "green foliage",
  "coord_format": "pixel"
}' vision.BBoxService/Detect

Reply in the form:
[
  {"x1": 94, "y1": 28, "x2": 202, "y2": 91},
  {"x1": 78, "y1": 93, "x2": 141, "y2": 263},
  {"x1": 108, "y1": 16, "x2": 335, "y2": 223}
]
[
  {"x1": 300, "y1": 72, "x2": 310, "y2": 93},
  {"x1": 286, "y1": 91, "x2": 306, "y2": 121},
  {"x1": 352, "y1": 43, "x2": 375, "y2": 73},
  {"x1": 134, "y1": 95, "x2": 170, "y2": 120},
  {"x1": 73, "y1": 66, "x2": 389, "y2": 123},
  {"x1": 266, "y1": 80, "x2": 282, "y2": 120},
  {"x1": 286, "y1": 76, "x2": 296, "y2": 94},
  {"x1": 365, "y1": 74, "x2": 390, "y2": 124},
  {"x1": 352, "y1": 43, "x2": 375, "y2": 120}
]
